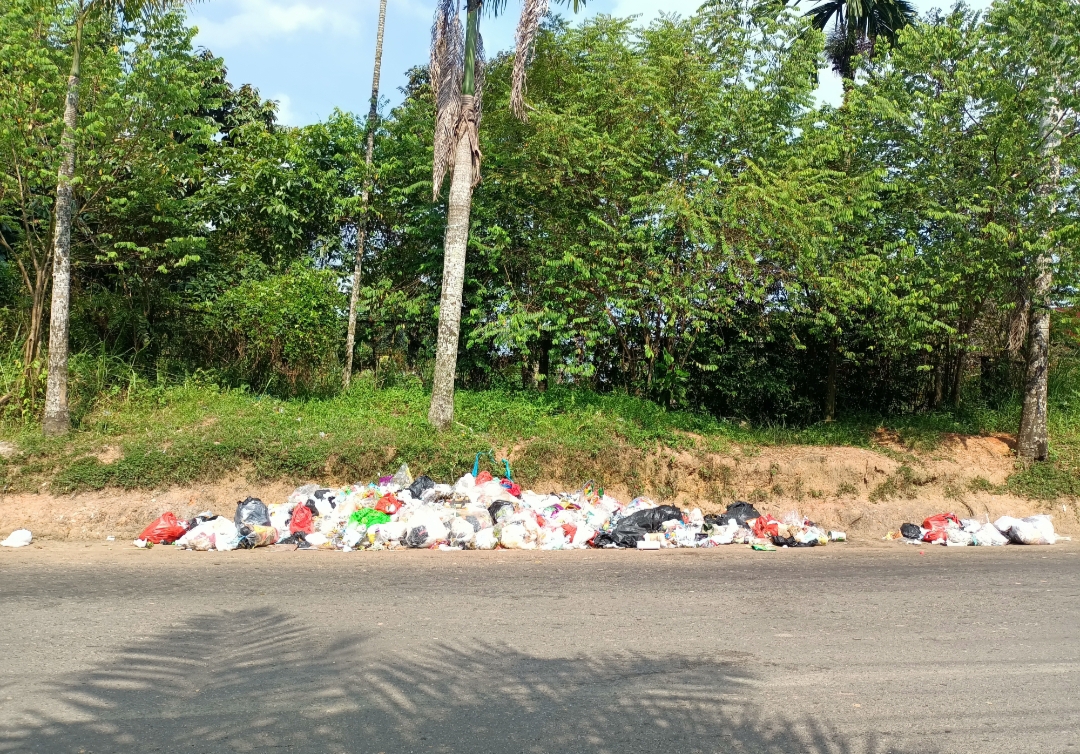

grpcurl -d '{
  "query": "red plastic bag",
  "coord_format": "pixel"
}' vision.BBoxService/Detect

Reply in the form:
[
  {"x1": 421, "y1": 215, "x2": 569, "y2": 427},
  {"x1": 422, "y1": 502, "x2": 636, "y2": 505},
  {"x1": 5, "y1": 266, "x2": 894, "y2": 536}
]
[
  {"x1": 375, "y1": 494, "x2": 403, "y2": 515},
  {"x1": 921, "y1": 513, "x2": 959, "y2": 543},
  {"x1": 752, "y1": 515, "x2": 779, "y2": 539},
  {"x1": 289, "y1": 503, "x2": 313, "y2": 534},
  {"x1": 561, "y1": 523, "x2": 578, "y2": 542},
  {"x1": 501, "y1": 480, "x2": 522, "y2": 497},
  {"x1": 138, "y1": 512, "x2": 187, "y2": 544},
  {"x1": 475, "y1": 470, "x2": 494, "y2": 485}
]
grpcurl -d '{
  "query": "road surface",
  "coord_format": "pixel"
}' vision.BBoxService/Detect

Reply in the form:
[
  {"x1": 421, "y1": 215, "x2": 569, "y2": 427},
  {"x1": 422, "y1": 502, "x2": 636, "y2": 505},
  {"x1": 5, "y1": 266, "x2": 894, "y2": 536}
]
[{"x1": 1, "y1": 542, "x2": 1078, "y2": 753}]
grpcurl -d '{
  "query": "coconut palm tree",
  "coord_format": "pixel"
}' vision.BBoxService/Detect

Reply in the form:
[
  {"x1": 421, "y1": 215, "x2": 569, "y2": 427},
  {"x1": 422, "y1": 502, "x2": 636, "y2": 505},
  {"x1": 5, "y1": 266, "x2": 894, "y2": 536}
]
[
  {"x1": 43, "y1": 0, "x2": 199, "y2": 436},
  {"x1": 426, "y1": 0, "x2": 583, "y2": 430},
  {"x1": 344, "y1": 0, "x2": 388, "y2": 389},
  {"x1": 804, "y1": 0, "x2": 917, "y2": 78}
]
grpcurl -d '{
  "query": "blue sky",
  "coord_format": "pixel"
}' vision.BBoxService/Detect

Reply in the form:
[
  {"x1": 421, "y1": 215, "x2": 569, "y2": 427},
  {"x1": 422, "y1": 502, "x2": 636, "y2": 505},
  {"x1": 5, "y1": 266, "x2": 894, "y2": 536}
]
[{"x1": 188, "y1": 0, "x2": 993, "y2": 126}]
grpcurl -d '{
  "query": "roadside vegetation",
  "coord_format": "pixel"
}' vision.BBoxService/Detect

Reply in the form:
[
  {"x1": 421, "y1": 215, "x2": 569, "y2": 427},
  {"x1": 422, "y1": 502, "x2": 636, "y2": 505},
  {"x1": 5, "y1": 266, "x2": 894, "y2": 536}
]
[{"x1": 1, "y1": 0, "x2": 1077, "y2": 500}]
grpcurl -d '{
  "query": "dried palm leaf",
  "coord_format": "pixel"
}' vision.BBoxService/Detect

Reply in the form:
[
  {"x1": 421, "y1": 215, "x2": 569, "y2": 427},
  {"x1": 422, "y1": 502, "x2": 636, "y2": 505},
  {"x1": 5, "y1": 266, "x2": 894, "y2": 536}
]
[
  {"x1": 510, "y1": 0, "x2": 549, "y2": 120},
  {"x1": 431, "y1": 0, "x2": 464, "y2": 199}
]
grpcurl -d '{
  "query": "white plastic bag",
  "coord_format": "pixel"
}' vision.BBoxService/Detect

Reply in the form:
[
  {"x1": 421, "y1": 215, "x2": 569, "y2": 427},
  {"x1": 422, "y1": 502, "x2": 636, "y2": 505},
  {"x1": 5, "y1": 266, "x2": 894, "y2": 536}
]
[
  {"x1": 473, "y1": 528, "x2": 498, "y2": 549},
  {"x1": 946, "y1": 528, "x2": 974, "y2": 546},
  {"x1": 498, "y1": 523, "x2": 537, "y2": 549},
  {"x1": 1009, "y1": 515, "x2": 1058, "y2": 545},
  {"x1": 972, "y1": 523, "x2": 1008, "y2": 546},
  {"x1": 1, "y1": 529, "x2": 32, "y2": 547}
]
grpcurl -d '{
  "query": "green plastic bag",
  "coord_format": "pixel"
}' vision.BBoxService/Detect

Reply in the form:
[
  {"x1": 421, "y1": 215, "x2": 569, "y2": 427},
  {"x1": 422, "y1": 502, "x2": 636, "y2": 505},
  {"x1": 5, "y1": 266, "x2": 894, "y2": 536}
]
[{"x1": 349, "y1": 508, "x2": 391, "y2": 528}]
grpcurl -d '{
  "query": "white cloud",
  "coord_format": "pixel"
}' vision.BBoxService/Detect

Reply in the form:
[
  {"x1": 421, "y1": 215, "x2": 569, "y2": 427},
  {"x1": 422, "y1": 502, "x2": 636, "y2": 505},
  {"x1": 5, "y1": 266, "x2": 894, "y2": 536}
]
[
  {"x1": 272, "y1": 93, "x2": 299, "y2": 125},
  {"x1": 190, "y1": 0, "x2": 357, "y2": 50}
]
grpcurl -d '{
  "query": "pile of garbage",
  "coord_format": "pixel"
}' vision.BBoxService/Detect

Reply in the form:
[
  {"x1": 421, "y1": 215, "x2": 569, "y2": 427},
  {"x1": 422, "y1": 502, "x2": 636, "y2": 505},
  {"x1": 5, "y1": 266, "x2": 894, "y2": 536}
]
[
  {"x1": 892, "y1": 512, "x2": 1068, "y2": 546},
  {"x1": 132, "y1": 463, "x2": 845, "y2": 552}
]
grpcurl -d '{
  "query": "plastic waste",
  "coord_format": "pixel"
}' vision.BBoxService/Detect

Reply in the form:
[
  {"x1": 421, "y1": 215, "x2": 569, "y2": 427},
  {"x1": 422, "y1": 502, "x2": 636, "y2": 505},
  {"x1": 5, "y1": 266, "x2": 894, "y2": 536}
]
[
  {"x1": 289, "y1": 503, "x2": 314, "y2": 534},
  {"x1": 972, "y1": 523, "x2": 1008, "y2": 546},
  {"x1": 1, "y1": 529, "x2": 32, "y2": 547},
  {"x1": 391, "y1": 463, "x2": 413, "y2": 488},
  {"x1": 138, "y1": 512, "x2": 188, "y2": 544},
  {"x1": 408, "y1": 475, "x2": 436, "y2": 500},
  {"x1": 593, "y1": 505, "x2": 684, "y2": 548},
  {"x1": 899, "y1": 522, "x2": 922, "y2": 540},
  {"x1": 349, "y1": 508, "x2": 391, "y2": 529},
  {"x1": 234, "y1": 497, "x2": 272, "y2": 528},
  {"x1": 921, "y1": 513, "x2": 961, "y2": 544},
  {"x1": 238, "y1": 524, "x2": 277, "y2": 548},
  {"x1": 176, "y1": 517, "x2": 240, "y2": 551},
  {"x1": 1008, "y1": 515, "x2": 1059, "y2": 545}
]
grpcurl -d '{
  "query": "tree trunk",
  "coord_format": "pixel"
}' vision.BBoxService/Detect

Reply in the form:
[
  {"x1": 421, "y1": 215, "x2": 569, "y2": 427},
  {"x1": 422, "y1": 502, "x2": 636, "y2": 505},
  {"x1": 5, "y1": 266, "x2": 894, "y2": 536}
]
[
  {"x1": 537, "y1": 331, "x2": 551, "y2": 392},
  {"x1": 1017, "y1": 89, "x2": 1063, "y2": 462},
  {"x1": 427, "y1": 124, "x2": 475, "y2": 430},
  {"x1": 343, "y1": 0, "x2": 387, "y2": 389},
  {"x1": 824, "y1": 337, "x2": 838, "y2": 422},
  {"x1": 950, "y1": 346, "x2": 965, "y2": 408},
  {"x1": 43, "y1": 20, "x2": 81, "y2": 437},
  {"x1": 1017, "y1": 258, "x2": 1051, "y2": 461}
]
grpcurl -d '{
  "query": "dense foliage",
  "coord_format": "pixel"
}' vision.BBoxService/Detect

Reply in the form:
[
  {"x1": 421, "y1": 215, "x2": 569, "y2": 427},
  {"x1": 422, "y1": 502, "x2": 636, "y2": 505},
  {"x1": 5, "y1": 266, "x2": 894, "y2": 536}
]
[{"x1": 0, "y1": 0, "x2": 1076, "y2": 426}]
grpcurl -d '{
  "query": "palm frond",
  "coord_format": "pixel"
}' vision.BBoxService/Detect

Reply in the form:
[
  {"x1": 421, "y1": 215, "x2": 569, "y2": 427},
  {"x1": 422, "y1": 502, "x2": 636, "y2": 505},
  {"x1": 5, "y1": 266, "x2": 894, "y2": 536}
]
[
  {"x1": 90, "y1": 0, "x2": 200, "y2": 22},
  {"x1": 804, "y1": 0, "x2": 845, "y2": 31},
  {"x1": 431, "y1": 0, "x2": 464, "y2": 199},
  {"x1": 510, "y1": 0, "x2": 549, "y2": 120}
]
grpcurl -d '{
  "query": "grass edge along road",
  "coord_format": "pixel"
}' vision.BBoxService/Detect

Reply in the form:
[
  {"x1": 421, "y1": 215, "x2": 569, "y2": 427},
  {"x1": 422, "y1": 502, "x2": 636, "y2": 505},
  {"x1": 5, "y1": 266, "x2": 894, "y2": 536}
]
[{"x1": 0, "y1": 379, "x2": 1077, "y2": 502}]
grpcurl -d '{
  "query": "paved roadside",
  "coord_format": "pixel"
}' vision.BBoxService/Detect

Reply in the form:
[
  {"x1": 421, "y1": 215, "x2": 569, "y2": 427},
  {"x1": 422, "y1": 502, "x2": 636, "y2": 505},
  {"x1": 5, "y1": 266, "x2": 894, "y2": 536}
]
[{"x1": 1, "y1": 543, "x2": 1078, "y2": 753}]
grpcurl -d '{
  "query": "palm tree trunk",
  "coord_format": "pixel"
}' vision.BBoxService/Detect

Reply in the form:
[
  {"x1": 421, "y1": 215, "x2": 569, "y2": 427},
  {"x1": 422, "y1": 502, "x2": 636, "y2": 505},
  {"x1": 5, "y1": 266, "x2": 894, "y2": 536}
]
[
  {"x1": 43, "y1": 18, "x2": 81, "y2": 437},
  {"x1": 343, "y1": 0, "x2": 388, "y2": 390},
  {"x1": 428, "y1": 5, "x2": 480, "y2": 430},
  {"x1": 427, "y1": 122, "x2": 475, "y2": 430}
]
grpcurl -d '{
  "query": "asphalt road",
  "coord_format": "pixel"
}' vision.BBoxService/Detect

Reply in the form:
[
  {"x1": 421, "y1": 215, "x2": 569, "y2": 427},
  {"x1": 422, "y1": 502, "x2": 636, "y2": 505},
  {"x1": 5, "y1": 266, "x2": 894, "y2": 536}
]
[{"x1": 1, "y1": 542, "x2": 1078, "y2": 754}]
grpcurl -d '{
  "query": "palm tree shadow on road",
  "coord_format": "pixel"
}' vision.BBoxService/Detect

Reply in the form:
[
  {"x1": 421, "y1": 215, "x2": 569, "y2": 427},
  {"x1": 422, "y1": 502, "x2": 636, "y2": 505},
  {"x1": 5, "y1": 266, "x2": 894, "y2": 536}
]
[{"x1": 0, "y1": 607, "x2": 932, "y2": 754}]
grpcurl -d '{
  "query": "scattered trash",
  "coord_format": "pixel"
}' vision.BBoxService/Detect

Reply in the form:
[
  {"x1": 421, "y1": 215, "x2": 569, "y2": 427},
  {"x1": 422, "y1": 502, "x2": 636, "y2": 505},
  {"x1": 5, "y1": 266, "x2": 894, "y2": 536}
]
[
  {"x1": 106, "y1": 536, "x2": 115, "y2": 541},
  {"x1": 1, "y1": 529, "x2": 32, "y2": 548},
  {"x1": 133, "y1": 465, "x2": 852, "y2": 553},
  {"x1": 895, "y1": 512, "x2": 1069, "y2": 547},
  {"x1": 138, "y1": 512, "x2": 188, "y2": 544}
]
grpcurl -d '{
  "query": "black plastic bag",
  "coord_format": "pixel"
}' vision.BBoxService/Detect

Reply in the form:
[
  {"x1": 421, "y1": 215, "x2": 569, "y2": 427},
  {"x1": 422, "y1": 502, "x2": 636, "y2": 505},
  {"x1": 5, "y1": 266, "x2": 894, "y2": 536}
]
[
  {"x1": 405, "y1": 525, "x2": 431, "y2": 549},
  {"x1": 234, "y1": 497, "x2": 272, "y2": 528},
  {"x1": 593, "y1": 505, "x2": 684, "y2": 548},
  {"x1": 313, "y1": 488, "x2": 337, "y2": 508},
  {"x1": 488, "y1": 500, "x2": 515, "y2": 523},
  {"x1": 771, "y1": 535, "x2": 818, "y2": 548},
  {"x1": 900, "y1": 522, "x2": 922, "y2": 540},
  {"x1": 720, "y1": 501, "x2": 761, "y2": 527},
  {"x1": 186, "y1": 513, "x2": 218, "y2": 530},
  {"x1": 408, "y1": 475, "x2": 436, "y2": 499}
]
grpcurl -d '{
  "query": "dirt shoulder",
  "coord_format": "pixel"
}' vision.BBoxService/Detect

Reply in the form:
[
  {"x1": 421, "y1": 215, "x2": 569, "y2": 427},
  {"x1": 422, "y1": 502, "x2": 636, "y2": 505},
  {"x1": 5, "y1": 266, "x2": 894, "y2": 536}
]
[{"x1": 3, "y1": 434, "x2": 1076, "y2": 542}]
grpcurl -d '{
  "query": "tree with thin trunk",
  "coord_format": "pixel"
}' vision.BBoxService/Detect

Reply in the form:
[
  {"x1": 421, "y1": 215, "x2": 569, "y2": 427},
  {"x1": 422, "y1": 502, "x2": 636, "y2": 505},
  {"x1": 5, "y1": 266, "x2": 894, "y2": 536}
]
[
  {"x1": 344, "y1": 0, "x2": 388, "y2": 390},
  {"x1": 427, "y1": 0, "x2": 584, "y2": 430},
  {"x1": 42, "y1": 0, "x2": 197, "y2": 437},
  {"x1": 1018, "y1": 91, "x2": 1066, "y2": 462}
]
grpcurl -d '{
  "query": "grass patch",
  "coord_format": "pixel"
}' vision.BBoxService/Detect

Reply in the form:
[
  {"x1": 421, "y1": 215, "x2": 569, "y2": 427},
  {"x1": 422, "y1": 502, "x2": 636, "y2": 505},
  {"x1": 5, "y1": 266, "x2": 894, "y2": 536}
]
[{"x1": 0, "y1": 366, "x2": 1076, "y2": 500}]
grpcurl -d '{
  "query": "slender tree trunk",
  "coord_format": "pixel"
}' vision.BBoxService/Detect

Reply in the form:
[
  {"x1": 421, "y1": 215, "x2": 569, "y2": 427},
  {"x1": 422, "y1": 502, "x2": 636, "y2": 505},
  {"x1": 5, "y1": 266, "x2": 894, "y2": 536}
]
[
  {"x1": 537, "y1": 331, "x2": 551, "y2": 392},
  {"x1": 427, "y1": 127, "x2": 475, "y2": 430},
  {"x1": 43, "y1": 19, "x2": 81, "y2": 436},
  {"x1": 824, "y1": 337, "x2": 838, "y2": 422},
  {"x1": 343, "y1": 0, "x2": 387, "y2": 389},
  {"x1": 1018, "y1": 94, "x2": 1063, "y2": 462},
  {"x1": 1018, "y1": 259, "x2": 1052, "y2": 461}
]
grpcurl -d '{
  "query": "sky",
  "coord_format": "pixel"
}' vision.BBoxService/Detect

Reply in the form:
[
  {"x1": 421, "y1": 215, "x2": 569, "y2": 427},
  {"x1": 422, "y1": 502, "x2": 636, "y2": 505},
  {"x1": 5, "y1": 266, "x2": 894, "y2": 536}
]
[{"x1": 188, "y1": 0, "x2": 993, "y2": 127}]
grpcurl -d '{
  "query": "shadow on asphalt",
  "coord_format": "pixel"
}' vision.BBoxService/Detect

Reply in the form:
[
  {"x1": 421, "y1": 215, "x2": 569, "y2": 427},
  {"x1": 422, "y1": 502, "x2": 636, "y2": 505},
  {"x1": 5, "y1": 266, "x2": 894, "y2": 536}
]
[{"x1": 1, "y1": 607, "x2": 932, "y2": 754}]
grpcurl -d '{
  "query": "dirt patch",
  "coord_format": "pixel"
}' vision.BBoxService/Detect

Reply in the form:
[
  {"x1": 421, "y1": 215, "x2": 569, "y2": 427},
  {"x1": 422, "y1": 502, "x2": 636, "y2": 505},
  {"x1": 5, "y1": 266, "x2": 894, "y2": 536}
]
[
  {"x1": 93, "y1": 446, "x2": 123, "y2": 464},
  {"x1": 2, "y1": 436, "x2": 1077, "y2": 542}
]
